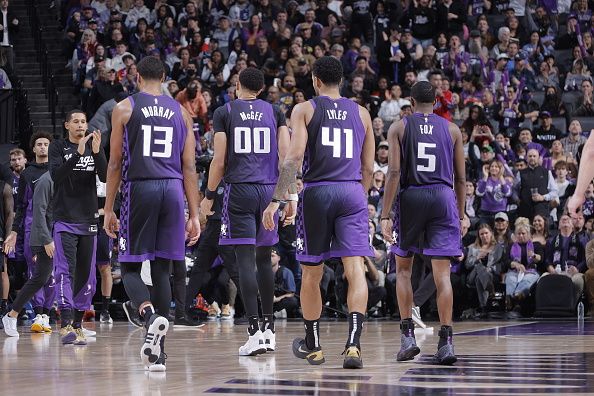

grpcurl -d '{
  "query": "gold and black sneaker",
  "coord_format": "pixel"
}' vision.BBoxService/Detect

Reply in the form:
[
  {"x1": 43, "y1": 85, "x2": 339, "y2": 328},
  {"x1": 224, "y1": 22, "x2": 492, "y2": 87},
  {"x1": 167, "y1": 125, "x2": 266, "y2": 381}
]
[
  {"x1": 292, "y1": 338, "x2": 325, "y2": 365},
  {"x1": 342, "y1": 345, "x2": 363, "y2": 369}
]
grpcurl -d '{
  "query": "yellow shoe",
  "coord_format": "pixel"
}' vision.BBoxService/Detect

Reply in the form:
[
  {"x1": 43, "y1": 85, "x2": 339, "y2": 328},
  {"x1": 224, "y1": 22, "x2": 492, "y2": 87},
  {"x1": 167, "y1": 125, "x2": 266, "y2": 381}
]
[
  {"x1": 343, "y1": 346, "x2": 363, "y2": 369},
  {"x1": 292, "y1": 338, "x2": 325, "y2": 365},
  {"x1": 31, "y1": 315, "x2": 45, "y2": 333},
  {"x1": 60, "y1": 325, "x2": 77, "y2": 344},
  {"x1": 73, "y1": 327, "x2": 87, "y2": 345}
]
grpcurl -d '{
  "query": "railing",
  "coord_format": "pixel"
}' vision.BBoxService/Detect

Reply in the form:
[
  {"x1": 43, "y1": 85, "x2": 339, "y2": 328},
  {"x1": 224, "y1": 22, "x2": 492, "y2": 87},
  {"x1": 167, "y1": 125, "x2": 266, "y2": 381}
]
[
  {"x1": 0, "y1": 84, "x2": 34, "y2": 147},
  {"x1": 27, "y1": 0, "x2": 59, "y2": 136}
]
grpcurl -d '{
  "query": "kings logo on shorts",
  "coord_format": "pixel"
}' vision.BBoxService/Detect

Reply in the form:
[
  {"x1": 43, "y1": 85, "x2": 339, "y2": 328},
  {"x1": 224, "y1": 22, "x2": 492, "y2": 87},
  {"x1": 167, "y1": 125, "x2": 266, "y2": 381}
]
[{"x1": 119, "y1": 237, "x2": 127, "y2": 252}]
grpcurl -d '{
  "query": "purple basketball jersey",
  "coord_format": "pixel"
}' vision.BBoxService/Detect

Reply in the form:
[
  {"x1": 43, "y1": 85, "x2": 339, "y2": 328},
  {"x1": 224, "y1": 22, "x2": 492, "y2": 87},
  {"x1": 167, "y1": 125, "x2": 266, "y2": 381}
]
[
  {"x1": 214, "y1": 99, "x2": 282, "y2": 184},
  {"x1": 303, "y1": 97, "x2": 365, "y2": 183},
  {"x1": 400, "y1": 113, "x2": 454, "y2": 188},
  {"x1": 123, "y1": 92, "x2": 186, "y2": 181}
]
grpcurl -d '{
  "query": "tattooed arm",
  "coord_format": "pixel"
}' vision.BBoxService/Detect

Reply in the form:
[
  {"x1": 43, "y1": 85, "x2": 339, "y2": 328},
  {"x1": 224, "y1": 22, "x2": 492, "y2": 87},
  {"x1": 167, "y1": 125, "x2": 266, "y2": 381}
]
[{"x1": 263, "y1": 101, "x2": 311, "y2": 230}]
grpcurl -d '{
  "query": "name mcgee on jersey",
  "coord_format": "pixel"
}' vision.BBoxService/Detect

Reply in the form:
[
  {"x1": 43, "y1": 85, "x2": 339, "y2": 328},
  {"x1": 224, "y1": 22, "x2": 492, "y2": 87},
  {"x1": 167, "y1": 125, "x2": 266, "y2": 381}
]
[{"x1": 240, "y1": 110, "x2": 263, "y2": 121}]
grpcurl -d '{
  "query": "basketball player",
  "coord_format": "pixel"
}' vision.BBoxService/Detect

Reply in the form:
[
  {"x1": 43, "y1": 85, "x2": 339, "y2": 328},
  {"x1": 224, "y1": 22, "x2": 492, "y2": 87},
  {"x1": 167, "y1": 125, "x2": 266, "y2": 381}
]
[
  {"x1": 263, "y1": 56, "x2": 375, "y2": 369},
  {"x1": 0, "y1": 173, "x2": 13, "y2": 326},
  {"x1": 200, "y1": 67, "x2": 290, "y2": 356},
  {"x1": 568, "y1": 134, "x2": 594, "y2": 217},
  {"x1": 4, "y1": 132, "x2": 54, "y2": 333},
  {"x1": 2, "y1": 170, "x2": 54, "y2": 337},
  {"x1": 380, "y1": 81, "x2": 465, "y2": 365},
  {"x1": 49, "y1": 110, "x2": 106, "y2": 346},
  {"x1": 104, "y1": 56, "x2": 200, "y2": 372},
  {"x1": 96, "y1": 177, "x2": 113, "y2": 324}
]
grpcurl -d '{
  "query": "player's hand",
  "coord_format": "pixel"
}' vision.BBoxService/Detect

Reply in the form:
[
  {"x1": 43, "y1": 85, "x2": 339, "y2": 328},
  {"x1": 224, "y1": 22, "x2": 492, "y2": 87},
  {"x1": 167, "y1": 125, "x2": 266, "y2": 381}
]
[
  {"x1": 44, "y1": 241, "x2": 55, "y2": 259},
  {"x1": 3, "y1": 231, "x2": 17, "y2": 256},
  {"x1": 567, "y1": 194, "x2": 585, "y2": 218},
  {"x1": 91, "y1": 130, "x2": 101, "y2": 154},
  {"x1": 186, "y1": 215, "x2": 201, "y2": 246},
  {"x1": 381, "y1": 218, "x2": 393, "y2": 243},
  {"x1": 262, "y1": 202, "x2": 280, "y2": 231},
  {"x1": 77, "y1": 133, "x2": 94, "y2": 155},
  {"x1": 281, "y1": 200, "x2": 297, "y2": 227},
  {"x1": 103, "y1": 210, "x2": 119, "y2": 238},
  {"x1": 200, "y1": 198, "x2": 214, "y2": 216}
]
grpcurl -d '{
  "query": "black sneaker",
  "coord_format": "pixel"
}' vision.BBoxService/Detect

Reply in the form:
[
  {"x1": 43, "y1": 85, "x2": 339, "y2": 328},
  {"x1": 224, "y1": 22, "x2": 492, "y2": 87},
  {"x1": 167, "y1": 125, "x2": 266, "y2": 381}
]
[
  {"x1": 397, "y1": 322, "x2": 420, "y2": 362},
  {"x1": 342, "y1": 345, "x2": 363, "y2": 369},
  {"x1": 292, "y1": 338, "x2": 325, "y2": 365},
  {"x1": 123, "y1": 301, "x2": 144, "y2": 328},
  {"x1": 433, "y1": 327, "x2": 457, "y2": 365},
  {"x1": 100, "y1": 311, "x2": 113, "y2": 324},
  {"x1": 173, "y1": 316, "x2": 205, "y2": 328}
]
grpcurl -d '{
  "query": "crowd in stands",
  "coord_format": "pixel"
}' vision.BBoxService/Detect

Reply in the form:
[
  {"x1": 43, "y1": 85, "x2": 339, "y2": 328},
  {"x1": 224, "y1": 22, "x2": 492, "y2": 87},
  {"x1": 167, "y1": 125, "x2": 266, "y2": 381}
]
[{"x1": 16, "y1": 0, "x2": 593, "y2": 321}]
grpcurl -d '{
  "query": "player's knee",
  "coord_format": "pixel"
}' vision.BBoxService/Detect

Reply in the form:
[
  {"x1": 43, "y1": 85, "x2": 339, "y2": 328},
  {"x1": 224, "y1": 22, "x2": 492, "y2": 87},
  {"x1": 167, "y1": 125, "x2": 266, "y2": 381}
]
[
  {"x1": 396, "y1": 265, "x2": 412, "y2": 279},
  {"x1": 302, "y1": 265, "x2": 324, "y2": 284}
]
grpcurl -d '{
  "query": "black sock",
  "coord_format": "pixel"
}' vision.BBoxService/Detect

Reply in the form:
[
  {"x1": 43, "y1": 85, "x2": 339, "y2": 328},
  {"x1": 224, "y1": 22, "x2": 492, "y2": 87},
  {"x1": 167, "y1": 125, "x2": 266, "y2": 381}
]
[
  {"x1": 142, "y1": 305, "x2": 156, "y2": 329},
  {"x1": 102, "y1": 296, "x2": 110, "y2": 312},
  {"x1": 34, "y1": 307, "x2": 43, "y2": 316},
  {"x1": 160, "y1": 335, "x2": 166, "y2": 355},
  {"x1": 304, "y1": 318, "x2": 320, "y2": 350},
  {"x1": 61, "y1": 308, "x2": 73, "y2": 327},
  {"x1": 72, "y1": 310, "x2": 85, "y2": 329},
  {"x1": 247, "y1": 315, "x2": 259, "y2": 336},
  {"x1": 261, "y1": 314, "x2": 274, "y2": 333},
  {"x1": 0, "y1": 299, "x2": 7, "y2": 312},
  {"x1": 438, "y1": 325, "x2": 453, "y2": 350},
  {"x1": 346, "y1": 312, "x2": 365, "y2": 348},
  {"x1": 400, "y1": 318, "x2": 415, "y2": 337}
]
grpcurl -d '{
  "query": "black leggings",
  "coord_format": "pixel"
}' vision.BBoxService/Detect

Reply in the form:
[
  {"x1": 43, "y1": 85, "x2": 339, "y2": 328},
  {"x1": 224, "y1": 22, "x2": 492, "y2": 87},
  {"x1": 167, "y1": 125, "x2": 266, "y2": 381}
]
[
  {"x1": 236, "y1": 245, "x2": 274, "y2": 318},
  {"x1": 121, "y1": 258, "x2": 172, "y2": 317},
  {"x1": 12, "y1": 247, "x2": 52, "y2": 313}
]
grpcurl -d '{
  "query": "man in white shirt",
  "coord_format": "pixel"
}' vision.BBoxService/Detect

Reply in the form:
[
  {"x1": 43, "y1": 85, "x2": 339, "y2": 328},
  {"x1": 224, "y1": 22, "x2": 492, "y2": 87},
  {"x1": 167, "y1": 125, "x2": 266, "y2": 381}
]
[
  {"x1": 125, "y1": 0, "x2": 152, "y2": 29},
  {"x1": 0, "y1": 0, "x2": 18, "y2": 70}
]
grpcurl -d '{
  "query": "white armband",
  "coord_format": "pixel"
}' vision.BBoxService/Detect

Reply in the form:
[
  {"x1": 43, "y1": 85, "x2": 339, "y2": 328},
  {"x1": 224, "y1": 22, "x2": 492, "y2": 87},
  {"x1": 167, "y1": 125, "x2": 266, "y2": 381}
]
[{"x1": 288, "y1": 193, "x2": 299, "y2": 202}]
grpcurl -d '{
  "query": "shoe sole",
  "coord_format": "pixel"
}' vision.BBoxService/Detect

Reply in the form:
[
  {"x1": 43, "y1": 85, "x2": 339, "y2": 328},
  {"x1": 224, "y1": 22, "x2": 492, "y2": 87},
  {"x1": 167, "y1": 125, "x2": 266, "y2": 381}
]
[
  {"x1": 73, "y1": 340, "x2": 87, "y2": 346},
  {"x1": 148, "y1": 363, "x2": 166, "y2": 372},
  {"x1": 173, "y1": 323, "x2": 206, "y2": 328},
  {"x1": 239, "y1": 346, "x2": 267, "y2": 356},
  {"x1": 123, "y1": 303, "x2": 143, "y2": 328},
  {"x1": 141, "y1": 317, "x2": 169, "y2": 366},
  {"x1": 343, "y1": 357, "x2": 363, "y2": 369},
  {"x1": 397, "y1": 346, "x2": 421, "y2": 362}
]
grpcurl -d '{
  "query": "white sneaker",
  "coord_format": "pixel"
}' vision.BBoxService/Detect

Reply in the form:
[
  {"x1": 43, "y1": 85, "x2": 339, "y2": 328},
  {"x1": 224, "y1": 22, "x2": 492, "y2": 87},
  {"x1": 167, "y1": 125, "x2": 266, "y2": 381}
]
[
  {"x1": 41, "y1": 314, "x2": 52, "y2": 333},
  {"x1": 82, "y1": 327, "x2": 97, "y2": 337},
  {"x1": 412, "y1": 306, "x2": 427, "y2": 329},
  {"x1": 238, "y1": 330, "x2": 267, "y2": 356},
  {"x1": 2, "y1": 315, "x2": 19, "y2": 337},
  {"x1": 208, "y1": 302, "x2": 221, "y2": 320},
  {"x1": 262, "y1": 328, "x2": 276, "y2": 351},
  {"x1": 31, "y1": 314, "x2": 45, "y2": 333}
]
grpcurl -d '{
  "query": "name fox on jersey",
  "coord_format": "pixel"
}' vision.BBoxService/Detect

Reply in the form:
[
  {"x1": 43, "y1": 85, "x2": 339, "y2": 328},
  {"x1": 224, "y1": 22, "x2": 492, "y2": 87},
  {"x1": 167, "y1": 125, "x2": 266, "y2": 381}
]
[
  {"x1": 240, "y1": 110, "x2": 263, "y2": 121},
  {"x1": 141, "y1": 105, "x2": 175, "y2": 120},
  {"x1": 326, "y1": 109, "x2": 347, "y2": 120},
  {"x1": 420, "y1": 125, "x2": 434, "y2": 135}
]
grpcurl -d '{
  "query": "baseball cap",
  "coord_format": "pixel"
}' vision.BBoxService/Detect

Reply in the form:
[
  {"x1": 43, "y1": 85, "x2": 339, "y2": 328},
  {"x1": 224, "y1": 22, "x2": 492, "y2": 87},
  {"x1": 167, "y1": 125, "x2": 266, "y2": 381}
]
[
  {"x1": 539, "y1": 111, "x2": 552, "y2": 118},
  {"x1": 400, "y1": 99, "x2": 412, "y2": 108},
  {"x1": 494, "y1": 212, "x2": 509, "y2": 221},
  {"x1": 497, "y1": 53, "x2": 510, "y2": 61},
  {"x1": 470, "y1": 30, "x2": 480, "y2": 38},
  {"x1": 378, "y1": 141, "x2": 389, "y2": 149},
  {"x1": 89, "y1": 18, "x2": 98, "y2": 24},
  {"x1": 481, "y1": 145, "x2": 494, "y2": 153},
  {"x1": 94, "y1": 55, "x2": 105, "y2": 62}
]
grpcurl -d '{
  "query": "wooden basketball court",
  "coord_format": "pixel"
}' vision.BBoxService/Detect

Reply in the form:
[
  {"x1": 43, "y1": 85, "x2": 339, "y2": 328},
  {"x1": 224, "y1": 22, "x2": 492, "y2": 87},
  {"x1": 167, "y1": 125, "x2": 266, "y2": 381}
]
[{"x1": 1, "y1": 319, "x2": 593, "y2": 395}]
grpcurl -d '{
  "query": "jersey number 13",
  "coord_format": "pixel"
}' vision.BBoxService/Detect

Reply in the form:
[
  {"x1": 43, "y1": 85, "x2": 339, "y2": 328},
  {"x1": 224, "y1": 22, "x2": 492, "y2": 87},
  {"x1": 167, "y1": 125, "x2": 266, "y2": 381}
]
[{"x1": 142, "y1": 125, "x2": 173, "y2": 158}]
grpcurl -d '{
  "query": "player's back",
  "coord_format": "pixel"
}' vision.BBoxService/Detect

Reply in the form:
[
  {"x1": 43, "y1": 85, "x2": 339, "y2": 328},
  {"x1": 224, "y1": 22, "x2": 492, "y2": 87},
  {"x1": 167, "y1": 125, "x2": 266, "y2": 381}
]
[
  {"x1": 124, "y1": 92, "x2": 186, "y2": 181},
  {"x1": 220, "y1": 99, "x2": 280, "y2": 184},
  {"x1": 400, "y1": 113, "x2": 454, "y2": 189},
  {"x1": 303, "y1": 96, "x2": 365, "y2": 183}
]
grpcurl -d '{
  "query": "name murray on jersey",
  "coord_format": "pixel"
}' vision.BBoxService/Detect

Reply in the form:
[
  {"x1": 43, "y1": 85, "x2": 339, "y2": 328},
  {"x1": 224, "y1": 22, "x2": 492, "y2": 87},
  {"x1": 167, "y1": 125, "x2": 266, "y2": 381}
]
[{"x1": 141, "y1": 105, "x2": 175, "y2": 120}]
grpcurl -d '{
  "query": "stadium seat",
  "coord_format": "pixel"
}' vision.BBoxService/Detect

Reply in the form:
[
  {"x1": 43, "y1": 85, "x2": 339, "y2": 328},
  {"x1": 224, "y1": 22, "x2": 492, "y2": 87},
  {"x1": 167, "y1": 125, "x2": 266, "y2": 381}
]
[
  {"x1": 531, "y1": 91, "x2": 545, "y2": 106},
  {"x1": 486, "y1": 15, "x2": 506, "y2": 32},
  {"x1": 551, "y1": 117, "x2": 566, "y2": 132},
  {"x1": 534, "y1": 274, "x2": 576, "y2": 317}
]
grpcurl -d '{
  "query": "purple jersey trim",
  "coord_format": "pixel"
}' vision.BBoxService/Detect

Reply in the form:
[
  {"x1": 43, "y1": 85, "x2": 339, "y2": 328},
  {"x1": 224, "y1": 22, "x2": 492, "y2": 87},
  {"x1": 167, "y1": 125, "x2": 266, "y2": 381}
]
[
  {"x1": 391, "y1": 246, "x2": 415, "y2": 258},
  {"x1": 297, "y1": 248, "x2": 374, "y2": 263},
  {"x1": 423, "y1": 247, "x2": 463, "y2": 257},
  {"x1": 129, "y1": 95, "x2": 135, "y2": 108},
  {"x1": 219, "y1": 237, "x2": 256, "y2": 246},
  {"x1": 226, "y1": 102, "x2": 231, "y2": 113},
  {"x1": 304, "y1": 180, "x2": 361, "y2": 188},
  {"x1": 309, "y1": 99, "x2": 316, "y2": 109},
  {"x1": 119, "y1": 249, "x2": 185, "y2": 262},
  {"x1": 54, "y1": 221, "x2": 97, "y2": 235},
  {"x1": 257, "y1": 236, "x2": 279, "y2": 247}
]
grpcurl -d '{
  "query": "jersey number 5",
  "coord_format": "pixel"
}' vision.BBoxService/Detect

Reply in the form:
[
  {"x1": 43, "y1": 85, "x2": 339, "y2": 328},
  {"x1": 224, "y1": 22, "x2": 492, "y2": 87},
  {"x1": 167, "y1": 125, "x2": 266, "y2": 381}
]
[
  {"x1": 234, "y1": 127, "x2": 271, "y2": 154},
  {"x1": 322, "y1": 127, "x2": 353, "y2": 158},
  {"x1": 417, "y1": 142, "x2": 436, "y2": 172},
  {"x1": 142, "y1": 125, "x2": 173, "y2": 158}
]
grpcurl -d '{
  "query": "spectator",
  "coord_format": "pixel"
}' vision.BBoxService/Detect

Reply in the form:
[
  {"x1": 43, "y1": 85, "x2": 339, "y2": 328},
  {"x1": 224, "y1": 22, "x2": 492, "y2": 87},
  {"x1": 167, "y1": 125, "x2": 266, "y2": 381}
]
[
  {"x1": 350, "y1": 55, "x2": 376, "y2": 92},
  {"x1": 229, "y1": 0, "x2": 254, "y2": 28},
  {"x1": 377, "y1": 83, "x2": 406, "y2": 125},
  {"x1": 403, "y1": 0, "x2": 435, "y2": 48},
  {"x1": 0, "y1": 0, "x2": 18, "y2": 71},
  {"x1": 552, "y1": 161, "x2": 575, "y2": 221},
  {"x1": 248, "y1": 36, "x2": 274, "y2": 69},
  {"x1": 86, "y1": 67, "x2": 124, "y2": 118},
  {"x1": 271, "y1": 249, "x2": 299, "y2": 318},
  {"x1": 585, "y1": 239, "x2": 594, "y2": 317},
  {"x1": 212, "y1": 16, "x2": 238, "y2": 58},
  {"x1": 121, "y1": 62, "x2": 138, "y2": 93},
  {"x1": 516, "y1": 148, "x2": 558, "y2": 220},
  {"x1": 531, "y1": 214, "x2": 550, "y2": 245},
  {"x1": 494, "y1": 211, "x2": 513, "y2": 247},
  {"x1": 436, "y1": 0, "x2": 466, "y2": 37},
  {"x1": 0, "y1": 66, "x2": 11, "y2": 88},
  {"x1": 373, "y1": 141, "x2": 388, "y2": 174},
  {"x1": 465, "y1": 224, "x2": 505, "y2": 318},
  {"x1": 125, "y1": 0, "x2": 152, "y2": 30},
  {"x1": 505, "y1": 220, "x2": 542, "y2": 310},
  {"x1": 562, "y1": 120, "x2": 588, "y2": 158},
  {"x1": 574, "y1": 79, "x2": 594, "y2": 117},
  {"x1": 175, "y1": 79, "x2": 207, "y2": 124},
  {"x1": 201, "y1": 50, "x2": 231, "y2": 84},
  {"x1": 540, "y1": 86, "x2": 568, "y2": 121},
  {"x1": 564, "y1": 59, "x2": 591, "y2": 91},
  {"x1": 429, "y1": 69, "x2": 452, "y2": 121},
  {"x1": 285, "y1": 42, "x2": 315, "y2": 76},
  {"x1": 476, "y1": 160, "x2": 513, "y2": 225},
  {"x1": 544, "y1": 214, "x2": 586, "y2": 301},
  {"x1": 533, "y1": 111, "x2": 563, "y2": 149},
  {"x1": 535, "y1": 60, "x2": 560, "y2": 91},
  {"x1": 465, "y1": 181, "x2": 480, "y2": 226}
]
